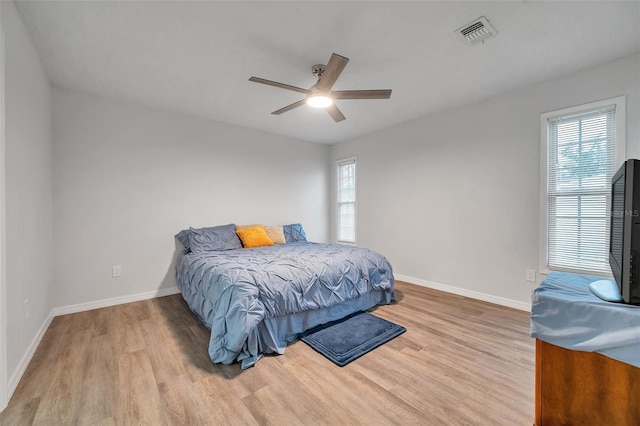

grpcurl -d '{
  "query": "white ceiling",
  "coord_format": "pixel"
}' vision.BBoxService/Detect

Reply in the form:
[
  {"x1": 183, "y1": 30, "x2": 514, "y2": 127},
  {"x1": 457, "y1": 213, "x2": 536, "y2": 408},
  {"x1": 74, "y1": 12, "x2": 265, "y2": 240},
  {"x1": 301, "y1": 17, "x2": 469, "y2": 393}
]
[{"x1": 15, "y1": 1, "x2": 640, "y2": 144}]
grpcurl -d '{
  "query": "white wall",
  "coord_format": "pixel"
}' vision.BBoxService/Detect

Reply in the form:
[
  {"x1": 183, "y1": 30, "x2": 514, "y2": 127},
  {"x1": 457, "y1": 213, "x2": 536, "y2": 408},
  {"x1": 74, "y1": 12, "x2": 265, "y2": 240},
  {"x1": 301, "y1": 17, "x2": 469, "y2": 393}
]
[
  {"x1": 331, "y1": 53, "x2": 640, "y2": 307},
  {"x1": 52, "y1": 87, "x2": 329, "y2": 308},
  {"x1": 2, "y1": 0, "x2": 53, "y2": 394}
]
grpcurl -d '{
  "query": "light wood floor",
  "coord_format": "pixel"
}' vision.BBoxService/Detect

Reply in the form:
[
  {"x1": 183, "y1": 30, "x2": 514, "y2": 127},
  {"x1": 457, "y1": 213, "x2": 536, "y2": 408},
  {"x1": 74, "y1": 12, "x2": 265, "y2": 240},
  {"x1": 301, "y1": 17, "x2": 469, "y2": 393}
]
[{"x1": 1, "y1": 281, "x2": 534, "y2": 425}]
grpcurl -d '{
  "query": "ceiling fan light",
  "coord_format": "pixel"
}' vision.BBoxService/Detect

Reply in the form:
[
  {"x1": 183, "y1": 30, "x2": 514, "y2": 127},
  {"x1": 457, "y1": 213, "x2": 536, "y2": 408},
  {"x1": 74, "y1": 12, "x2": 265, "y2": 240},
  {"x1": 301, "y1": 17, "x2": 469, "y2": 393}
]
[{"x1": 307, "y1": 95, "x2": 333, "y2": 108}]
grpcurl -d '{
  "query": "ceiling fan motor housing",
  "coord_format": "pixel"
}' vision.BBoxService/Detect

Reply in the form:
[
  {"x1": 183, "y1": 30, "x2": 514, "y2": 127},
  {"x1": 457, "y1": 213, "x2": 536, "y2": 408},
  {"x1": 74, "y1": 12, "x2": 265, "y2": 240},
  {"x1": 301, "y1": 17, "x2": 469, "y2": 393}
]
[{"x1": 312, "y1": 64, "x2": 326, "y2": 78}]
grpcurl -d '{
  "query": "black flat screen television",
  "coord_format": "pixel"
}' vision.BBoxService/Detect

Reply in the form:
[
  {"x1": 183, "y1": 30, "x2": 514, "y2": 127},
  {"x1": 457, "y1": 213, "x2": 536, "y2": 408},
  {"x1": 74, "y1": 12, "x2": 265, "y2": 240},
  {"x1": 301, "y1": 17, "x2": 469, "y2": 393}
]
[{"x1": 608, "y1": 159, "x2": 640, "y2": 305}]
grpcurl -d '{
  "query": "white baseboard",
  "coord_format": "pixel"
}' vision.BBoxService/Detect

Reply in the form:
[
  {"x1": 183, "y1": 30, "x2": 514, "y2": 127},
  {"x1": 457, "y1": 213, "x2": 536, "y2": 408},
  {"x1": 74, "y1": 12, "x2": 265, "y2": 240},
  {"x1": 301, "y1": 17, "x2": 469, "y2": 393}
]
[
  {"x1": 51, "y1": 286, "x2": 180, "y2": 317},
  {"x1": 7, "y1": 286, "x2": 180, "y2": 404},
  {"x1": 394, "y1": 274, "x2": 531, "y2": 312},
  {"x1": 7, "y1": 310, "x2": 54, "y2": 400}
]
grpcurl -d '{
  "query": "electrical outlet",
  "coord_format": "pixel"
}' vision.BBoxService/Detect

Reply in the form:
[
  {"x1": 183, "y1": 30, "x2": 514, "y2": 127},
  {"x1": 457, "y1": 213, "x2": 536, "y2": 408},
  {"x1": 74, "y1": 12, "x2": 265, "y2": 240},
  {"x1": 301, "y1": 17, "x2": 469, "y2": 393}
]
[
  {"x1": 24, "y1": 299, "x2": 29, "y2": 319},
  {"x1": 112, "y1": 265, "x2": 122, "y2": 278},
  {"x1": 526, "y1": 269, "x2": 536, "y2": 283}
]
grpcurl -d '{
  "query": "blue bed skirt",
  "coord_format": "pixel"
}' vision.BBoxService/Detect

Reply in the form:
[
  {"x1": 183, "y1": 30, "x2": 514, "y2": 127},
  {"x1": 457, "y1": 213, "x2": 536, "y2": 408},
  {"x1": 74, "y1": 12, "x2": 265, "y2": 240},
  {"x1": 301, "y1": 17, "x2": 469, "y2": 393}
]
[{"x1": 244, "y1": 289, "x2": 391, "y2": 367}]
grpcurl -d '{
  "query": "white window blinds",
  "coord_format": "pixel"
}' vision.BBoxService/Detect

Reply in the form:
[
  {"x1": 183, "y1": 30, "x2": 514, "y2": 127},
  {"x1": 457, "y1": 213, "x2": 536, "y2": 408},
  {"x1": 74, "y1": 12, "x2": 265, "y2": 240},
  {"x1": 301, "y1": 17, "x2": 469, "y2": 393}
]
[
  {"x1": 337, "y1": 158, "x2": 356, "y2": 243},
  {"x1": 546, "y1": 105, "x2": 617, "y2": 274}
]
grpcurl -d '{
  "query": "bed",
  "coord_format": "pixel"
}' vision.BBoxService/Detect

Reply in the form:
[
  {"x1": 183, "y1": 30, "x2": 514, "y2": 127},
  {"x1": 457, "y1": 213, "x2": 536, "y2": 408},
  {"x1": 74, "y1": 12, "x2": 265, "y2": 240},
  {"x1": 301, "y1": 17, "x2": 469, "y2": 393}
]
[{"x1": 175, "y1": 224, "x2": 395, "y2": 369}]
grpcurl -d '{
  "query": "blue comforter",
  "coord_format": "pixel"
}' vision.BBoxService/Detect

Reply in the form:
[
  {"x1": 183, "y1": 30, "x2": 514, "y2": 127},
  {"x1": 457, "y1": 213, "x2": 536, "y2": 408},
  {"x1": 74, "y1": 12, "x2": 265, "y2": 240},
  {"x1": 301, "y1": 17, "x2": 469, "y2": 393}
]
[{"x1": 176, "y1": 242, "x2": 394, "y2": 368}]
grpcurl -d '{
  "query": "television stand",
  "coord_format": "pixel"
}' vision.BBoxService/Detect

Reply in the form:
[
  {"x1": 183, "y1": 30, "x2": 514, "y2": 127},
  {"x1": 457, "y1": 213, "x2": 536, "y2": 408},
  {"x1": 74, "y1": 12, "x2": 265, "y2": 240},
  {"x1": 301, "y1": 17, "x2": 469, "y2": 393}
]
[
  {"x1": 531, "y1": 272, "x2": 640, "y2": 425},
  {"x1": 535, "y1": 339, "x2": 640, "y2": 425}
]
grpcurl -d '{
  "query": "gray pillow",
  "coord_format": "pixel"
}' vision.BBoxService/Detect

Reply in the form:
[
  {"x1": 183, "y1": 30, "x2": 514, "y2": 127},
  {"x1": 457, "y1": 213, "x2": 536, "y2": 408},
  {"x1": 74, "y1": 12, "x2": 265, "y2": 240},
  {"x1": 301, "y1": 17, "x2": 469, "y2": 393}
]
[
  {"x1": 283, "y1": 223, "x2": 307, "y2": 243},
  {"x1": 189, "y1": 224, "x2": 243, "y2": 253},
  {"x1": 175, "y1": 229, "x2": 191, "y2": 249}
]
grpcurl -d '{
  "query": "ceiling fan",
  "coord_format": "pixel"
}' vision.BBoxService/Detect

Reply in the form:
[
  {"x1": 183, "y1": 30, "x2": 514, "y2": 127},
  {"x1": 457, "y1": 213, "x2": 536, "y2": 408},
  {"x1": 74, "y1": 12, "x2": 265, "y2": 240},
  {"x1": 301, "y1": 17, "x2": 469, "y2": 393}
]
[{"x1": 249, "y1": 53, "x2": 392, "y2": 122}]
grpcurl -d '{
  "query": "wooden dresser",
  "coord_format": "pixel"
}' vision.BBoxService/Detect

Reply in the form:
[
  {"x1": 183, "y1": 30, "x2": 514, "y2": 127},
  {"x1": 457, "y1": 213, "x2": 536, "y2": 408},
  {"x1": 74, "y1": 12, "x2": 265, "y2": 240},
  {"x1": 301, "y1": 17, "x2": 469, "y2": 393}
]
[{"x1": 535, "y1": 339, "x2": 640, "y2": 425}]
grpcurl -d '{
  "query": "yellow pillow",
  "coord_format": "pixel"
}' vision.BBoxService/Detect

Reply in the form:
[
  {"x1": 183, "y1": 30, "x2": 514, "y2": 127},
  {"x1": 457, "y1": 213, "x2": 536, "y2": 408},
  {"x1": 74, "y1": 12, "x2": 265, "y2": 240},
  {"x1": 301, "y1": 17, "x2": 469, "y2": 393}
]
[
  {"x1": 236, "y1": 224, "x2": 264, "y2": 231},
  {"x1": 236, "y1": 226, "x2": 274, "y2": 249},
  {"x1": 264, "y1": 225, "x2": 286, "y2": 244}
]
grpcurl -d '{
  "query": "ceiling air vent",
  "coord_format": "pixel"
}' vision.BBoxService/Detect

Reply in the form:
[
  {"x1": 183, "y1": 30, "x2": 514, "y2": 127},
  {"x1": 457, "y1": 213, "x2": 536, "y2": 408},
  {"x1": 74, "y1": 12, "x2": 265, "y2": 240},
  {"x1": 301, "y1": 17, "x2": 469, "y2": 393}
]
[{"x1": 456, "y1": 16, "x2": 497, "y2": 45}]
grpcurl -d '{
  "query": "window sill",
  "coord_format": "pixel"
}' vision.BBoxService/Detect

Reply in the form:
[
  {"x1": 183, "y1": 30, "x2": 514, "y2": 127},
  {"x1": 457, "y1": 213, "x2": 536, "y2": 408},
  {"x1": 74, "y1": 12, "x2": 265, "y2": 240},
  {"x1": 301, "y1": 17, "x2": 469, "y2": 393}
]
[{"x1": 543, "y1": 267, "x2": 613, "y2": 279}]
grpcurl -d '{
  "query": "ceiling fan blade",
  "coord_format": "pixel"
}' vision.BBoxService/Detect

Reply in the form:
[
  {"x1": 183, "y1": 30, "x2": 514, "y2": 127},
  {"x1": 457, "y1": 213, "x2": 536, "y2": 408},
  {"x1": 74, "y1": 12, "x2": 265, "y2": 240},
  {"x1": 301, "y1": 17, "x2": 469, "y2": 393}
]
[
  {"x1": 316, "y1": 53, "x2": 349, "y2": 92},
  {"x1": 326, "y1": 104, "x2": 346, "y2": 122},
  {"x1": 332, "y1": 89, "x2": 392, "y2": 100},
  {"x1": 249, "y1": 77, "x2": 310, "y2": 95},
  {"x1": 271, "y1": 99, "x2": 307, "y2": 115}
]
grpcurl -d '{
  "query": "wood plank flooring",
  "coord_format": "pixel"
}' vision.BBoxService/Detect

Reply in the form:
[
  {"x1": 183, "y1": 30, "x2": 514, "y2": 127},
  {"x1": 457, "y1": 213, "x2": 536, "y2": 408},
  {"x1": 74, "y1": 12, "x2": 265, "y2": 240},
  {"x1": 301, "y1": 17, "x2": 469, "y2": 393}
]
[{"x1": 0, "y1": 281, "x2": 535, "y2": 425}]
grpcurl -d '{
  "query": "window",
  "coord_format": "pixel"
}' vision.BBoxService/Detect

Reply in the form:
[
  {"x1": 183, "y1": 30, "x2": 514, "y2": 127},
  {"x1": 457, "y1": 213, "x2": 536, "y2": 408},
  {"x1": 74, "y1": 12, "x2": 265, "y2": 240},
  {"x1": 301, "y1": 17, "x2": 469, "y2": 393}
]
[
  {"x1": 540, "y1": 96, "x2": 625, "y2": 275},
  {"x1": 337, "y1": 158, "x2": 356, "y2": 244}
]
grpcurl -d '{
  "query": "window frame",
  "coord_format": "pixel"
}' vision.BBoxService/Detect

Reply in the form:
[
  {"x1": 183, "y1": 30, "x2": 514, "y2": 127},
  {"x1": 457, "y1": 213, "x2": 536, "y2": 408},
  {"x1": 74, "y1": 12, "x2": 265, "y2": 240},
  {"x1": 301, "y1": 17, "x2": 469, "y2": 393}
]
[
  {"x1": 539, "y1": 96, "x2": 626, "y2": 276},
  {"x1": 336, "y1": 157, "x2": 357, "y2": 245}
]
